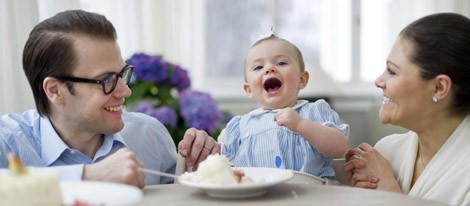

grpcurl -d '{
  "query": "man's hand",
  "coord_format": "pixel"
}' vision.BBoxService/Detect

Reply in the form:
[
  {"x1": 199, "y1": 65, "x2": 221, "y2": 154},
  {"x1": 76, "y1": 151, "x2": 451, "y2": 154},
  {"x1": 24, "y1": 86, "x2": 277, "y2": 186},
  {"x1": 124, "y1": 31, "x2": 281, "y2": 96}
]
[
  {"x1": 83, "y1": 148, "x2": 145, "y2": 188},
  {"x1": 178, "y1": 128, "x2": 220, "y2": 170}
]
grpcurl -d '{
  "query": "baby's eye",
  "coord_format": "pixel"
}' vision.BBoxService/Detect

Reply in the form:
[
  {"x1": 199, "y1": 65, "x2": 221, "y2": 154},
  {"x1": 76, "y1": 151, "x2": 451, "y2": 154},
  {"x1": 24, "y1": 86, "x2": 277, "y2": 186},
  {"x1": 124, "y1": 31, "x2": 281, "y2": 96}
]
[
  {"x1": 386, "y1": 68, "x2": 396, "y2": 75},
  {"x1": 254, "y1": 66, "x2": 263, "y2": 71},
  {"x1": 276, "y1": 61, "x2": 287, "y2": 66}
]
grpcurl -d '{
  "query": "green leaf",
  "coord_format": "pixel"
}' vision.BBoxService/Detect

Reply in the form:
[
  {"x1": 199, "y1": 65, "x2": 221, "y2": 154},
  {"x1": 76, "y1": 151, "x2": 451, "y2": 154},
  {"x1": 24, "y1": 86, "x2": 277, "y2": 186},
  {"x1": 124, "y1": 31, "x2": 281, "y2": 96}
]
[
  {"x1": 172, "y1": 124, "x2": 188, "y2": 146},
  {"x1": 126, "y1": 81, "x2": 153, "y2": 105}
]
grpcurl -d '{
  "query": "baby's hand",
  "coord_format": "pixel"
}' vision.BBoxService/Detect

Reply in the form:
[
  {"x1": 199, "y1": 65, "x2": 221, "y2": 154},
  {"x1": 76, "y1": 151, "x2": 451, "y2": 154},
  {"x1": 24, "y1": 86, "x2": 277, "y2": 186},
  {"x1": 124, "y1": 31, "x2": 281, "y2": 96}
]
[{"x1": 274, "y1": 108, "x2": 302, "y2": 132}]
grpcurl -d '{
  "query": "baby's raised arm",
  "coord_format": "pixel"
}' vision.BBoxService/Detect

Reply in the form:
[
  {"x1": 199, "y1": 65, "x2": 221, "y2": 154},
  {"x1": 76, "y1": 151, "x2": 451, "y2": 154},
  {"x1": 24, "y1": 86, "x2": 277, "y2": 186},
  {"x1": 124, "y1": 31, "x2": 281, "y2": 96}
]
[{"x1": 275, "y1": 108, "x2": 348, "y2": 157}]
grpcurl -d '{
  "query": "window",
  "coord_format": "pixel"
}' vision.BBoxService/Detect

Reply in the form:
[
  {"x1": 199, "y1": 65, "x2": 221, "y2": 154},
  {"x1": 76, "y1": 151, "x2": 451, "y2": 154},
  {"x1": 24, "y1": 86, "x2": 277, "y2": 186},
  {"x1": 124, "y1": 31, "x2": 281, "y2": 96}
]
[
  {"x1": 203, "y1": 0, "x2": 352, "y2": 98},
  {"x1": 33, "y1": 0, "x2": 470, "y2": 98},
  {"x1": 201, "y1": 0, "x2": 470, "y2": 97}
]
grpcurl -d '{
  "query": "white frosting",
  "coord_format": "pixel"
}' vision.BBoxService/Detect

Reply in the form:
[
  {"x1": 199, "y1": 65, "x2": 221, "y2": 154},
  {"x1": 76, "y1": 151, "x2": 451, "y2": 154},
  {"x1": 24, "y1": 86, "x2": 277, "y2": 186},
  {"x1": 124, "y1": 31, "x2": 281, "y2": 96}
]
[
  {"x1": 186, "y1": 154, "x2": 253, "y2": 184},
  {"x1": 0, "y1": 170, "x2": 62, "y2": 206},
  {"x1": 194, "y1": 154, "x2": 238, "y2": 184}
]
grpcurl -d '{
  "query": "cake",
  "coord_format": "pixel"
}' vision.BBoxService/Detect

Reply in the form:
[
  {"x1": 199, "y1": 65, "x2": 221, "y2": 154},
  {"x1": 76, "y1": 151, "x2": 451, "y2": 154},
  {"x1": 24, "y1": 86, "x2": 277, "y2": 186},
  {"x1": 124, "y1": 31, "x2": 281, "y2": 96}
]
[
  {"x1": 0, "y1": 153, "x2": 62, "y2": 206},
  {"x1": 183, "y1": 154, "x2": 253, "y2": 184}
]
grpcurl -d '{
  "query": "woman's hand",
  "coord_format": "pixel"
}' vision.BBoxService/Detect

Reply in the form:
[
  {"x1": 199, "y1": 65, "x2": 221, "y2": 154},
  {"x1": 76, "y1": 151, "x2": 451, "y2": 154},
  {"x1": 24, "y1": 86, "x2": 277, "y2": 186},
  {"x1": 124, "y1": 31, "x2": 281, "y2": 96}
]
[{"x1": 343, "y1": 143, "x2": 402, "y2": 193}]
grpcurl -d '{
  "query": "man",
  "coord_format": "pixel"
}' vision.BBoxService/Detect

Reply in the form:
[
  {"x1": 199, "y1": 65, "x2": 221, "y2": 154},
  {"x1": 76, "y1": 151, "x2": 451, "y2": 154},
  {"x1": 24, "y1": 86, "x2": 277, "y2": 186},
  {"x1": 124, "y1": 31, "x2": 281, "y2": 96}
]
[{"x1": 0, "y1": 10, "x2": 219, "y2": 188}]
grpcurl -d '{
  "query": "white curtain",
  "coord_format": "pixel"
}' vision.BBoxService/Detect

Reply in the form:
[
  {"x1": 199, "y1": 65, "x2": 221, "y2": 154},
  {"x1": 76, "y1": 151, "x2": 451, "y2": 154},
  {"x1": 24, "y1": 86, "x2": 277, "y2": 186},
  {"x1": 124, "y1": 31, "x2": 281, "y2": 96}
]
[
  {"x1": 0, "y1": 0, "x2": 38, "y2": 115},
  {"x1": 79, "y1": 0, "x2": 202, "y2": 72},
  {"x1": 37, "y1": 0, "x2": 200, "y2": 67},
  {"x1": 0, "y1": 0, "x2": 200, "y2": 115}
]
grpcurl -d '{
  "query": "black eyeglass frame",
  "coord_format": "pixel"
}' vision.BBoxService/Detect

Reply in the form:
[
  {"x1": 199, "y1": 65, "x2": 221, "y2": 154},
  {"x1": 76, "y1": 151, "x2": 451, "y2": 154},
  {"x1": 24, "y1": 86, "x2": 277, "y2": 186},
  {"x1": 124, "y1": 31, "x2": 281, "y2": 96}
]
[{"x1": 55, "y1": 65, "x2": 134, "y2": 95}]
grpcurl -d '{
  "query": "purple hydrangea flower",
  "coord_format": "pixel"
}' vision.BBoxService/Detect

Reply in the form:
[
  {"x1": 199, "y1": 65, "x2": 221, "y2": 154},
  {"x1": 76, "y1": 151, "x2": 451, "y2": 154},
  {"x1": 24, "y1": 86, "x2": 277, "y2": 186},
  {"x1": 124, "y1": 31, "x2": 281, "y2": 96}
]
[
  {"x1": 164, "y1": 64, "x2": 191, "y2": 92},
  {"x1": 146, "y1": 106, "x2": 177, "y2": 129},
  {"x1": 127, "y1": 53, "x2": 169, "y2": 83},
  {"x1": 179, "y1": 89, "x2": 221, "y2": 133},
  {"x1": 134, "y1": 101, "x2": 153, "y2": 113}
]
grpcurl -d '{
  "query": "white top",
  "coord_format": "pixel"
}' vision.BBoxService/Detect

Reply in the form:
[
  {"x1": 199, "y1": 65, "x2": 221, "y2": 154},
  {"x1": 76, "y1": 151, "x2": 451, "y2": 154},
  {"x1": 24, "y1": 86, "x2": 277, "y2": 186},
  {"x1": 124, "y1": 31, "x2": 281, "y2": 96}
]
[{"x1": 375, "y1": 115, "x2": 470, "y2": 205}]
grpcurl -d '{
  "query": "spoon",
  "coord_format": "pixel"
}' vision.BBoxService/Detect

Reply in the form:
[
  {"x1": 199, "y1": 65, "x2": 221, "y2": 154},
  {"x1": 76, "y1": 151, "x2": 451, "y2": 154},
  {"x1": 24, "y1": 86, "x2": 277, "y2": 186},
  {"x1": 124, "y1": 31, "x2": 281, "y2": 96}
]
[{"x1": 138, "y1": 168, "x2": 181, "y2": 179}]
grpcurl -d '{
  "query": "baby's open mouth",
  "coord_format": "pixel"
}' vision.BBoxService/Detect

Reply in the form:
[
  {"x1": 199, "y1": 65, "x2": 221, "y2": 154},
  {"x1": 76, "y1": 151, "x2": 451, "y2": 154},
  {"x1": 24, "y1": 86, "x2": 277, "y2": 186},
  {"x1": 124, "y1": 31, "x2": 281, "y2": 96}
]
[{"x1": 263, "y1": 77, "x2": 282, "y2": 94}]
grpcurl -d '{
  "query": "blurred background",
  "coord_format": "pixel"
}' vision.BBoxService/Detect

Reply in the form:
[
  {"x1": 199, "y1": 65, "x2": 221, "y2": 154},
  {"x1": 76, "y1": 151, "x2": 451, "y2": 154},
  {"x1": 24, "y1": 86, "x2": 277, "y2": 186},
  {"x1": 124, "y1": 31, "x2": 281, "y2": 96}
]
[{"x1": 1, "y1": 0, "x2": 469, "y2": 147}]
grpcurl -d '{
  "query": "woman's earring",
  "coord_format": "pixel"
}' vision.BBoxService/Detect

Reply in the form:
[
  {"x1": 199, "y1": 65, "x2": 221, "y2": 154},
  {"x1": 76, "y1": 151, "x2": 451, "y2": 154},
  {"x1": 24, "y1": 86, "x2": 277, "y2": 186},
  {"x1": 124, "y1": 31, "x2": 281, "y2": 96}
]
[{"x1": 432, "y1": 96, "x2": 438, "y2": 102}]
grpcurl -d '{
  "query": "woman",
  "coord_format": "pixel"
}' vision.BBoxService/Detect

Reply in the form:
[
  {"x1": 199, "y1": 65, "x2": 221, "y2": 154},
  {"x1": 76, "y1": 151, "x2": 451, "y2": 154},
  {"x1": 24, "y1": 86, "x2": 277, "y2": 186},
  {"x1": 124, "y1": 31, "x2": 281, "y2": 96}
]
[{"x1": 343, "y1": 12, "x2": 470, "y2": 205}]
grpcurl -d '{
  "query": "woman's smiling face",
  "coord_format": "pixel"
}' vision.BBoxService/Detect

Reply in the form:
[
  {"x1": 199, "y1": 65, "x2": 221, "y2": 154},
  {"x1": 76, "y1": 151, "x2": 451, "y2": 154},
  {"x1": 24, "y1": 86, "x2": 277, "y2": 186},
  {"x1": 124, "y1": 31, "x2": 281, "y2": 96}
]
[
  {"x1": 375, "y1": 37, "x2": 436, "y2": 128},
  {"x1": 243, "y1": 38, "x2": 308, "y2": 110}
]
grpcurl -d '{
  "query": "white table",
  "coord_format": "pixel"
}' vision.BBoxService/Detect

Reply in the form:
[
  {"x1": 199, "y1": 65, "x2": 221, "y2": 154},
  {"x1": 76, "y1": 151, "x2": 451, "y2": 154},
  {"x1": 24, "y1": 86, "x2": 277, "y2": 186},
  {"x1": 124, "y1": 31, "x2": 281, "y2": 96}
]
[{"x1": 138, "y1": 183, "x2": 447, "y2": 206}]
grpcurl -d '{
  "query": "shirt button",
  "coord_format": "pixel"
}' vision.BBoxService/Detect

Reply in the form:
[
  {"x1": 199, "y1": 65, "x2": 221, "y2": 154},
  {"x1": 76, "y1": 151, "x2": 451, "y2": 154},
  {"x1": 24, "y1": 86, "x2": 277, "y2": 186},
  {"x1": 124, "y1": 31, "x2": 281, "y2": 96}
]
[
  {"x1": 245, "y1": 132, "x2": 250, "y2": 138},
  {"x1": 70, "y1": 150, "x2": 76, "y2": 154}
]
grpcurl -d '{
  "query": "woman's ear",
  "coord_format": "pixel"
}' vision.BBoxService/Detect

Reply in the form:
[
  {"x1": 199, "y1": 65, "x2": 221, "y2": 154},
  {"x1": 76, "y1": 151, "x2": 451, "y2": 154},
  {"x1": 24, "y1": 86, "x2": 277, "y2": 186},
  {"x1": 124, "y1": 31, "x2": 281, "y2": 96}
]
[
  {"x1": 298, "y1": 71, "x2": 309, "y2": 89},
  {"x1": 433, "y1": 74, "x2": 452, "y2": 101},
  {"x1": 43, "y1": 77, "x2": 64, "y2": 105},
  {"x1": 243, "y1": 82, "x2": 253, "y2": 98}
]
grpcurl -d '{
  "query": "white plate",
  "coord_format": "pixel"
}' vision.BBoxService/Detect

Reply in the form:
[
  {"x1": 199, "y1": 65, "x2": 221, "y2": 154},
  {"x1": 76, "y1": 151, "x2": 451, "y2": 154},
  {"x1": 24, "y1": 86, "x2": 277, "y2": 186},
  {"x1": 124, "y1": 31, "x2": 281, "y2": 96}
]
[
  {"x1": 178, "y1": 167, "x2": 294, "y2": 198},
  {"x1": 61, "y1": 181, "x2": 143, "y2": 205},
  {"x1": 288, "y1": 171, "x2": 326, "y2": 185}
]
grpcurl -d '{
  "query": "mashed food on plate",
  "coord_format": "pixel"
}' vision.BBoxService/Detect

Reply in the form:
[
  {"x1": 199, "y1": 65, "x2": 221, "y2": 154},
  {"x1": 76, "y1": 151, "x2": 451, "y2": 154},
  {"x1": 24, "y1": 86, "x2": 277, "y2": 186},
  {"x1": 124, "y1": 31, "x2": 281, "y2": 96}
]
[
  {"x1": 184, "y1": 154, "x2": 253, "y2": 184},
  {"x1": 0, "y1": 154, "x2": 62, "y2": 206}
]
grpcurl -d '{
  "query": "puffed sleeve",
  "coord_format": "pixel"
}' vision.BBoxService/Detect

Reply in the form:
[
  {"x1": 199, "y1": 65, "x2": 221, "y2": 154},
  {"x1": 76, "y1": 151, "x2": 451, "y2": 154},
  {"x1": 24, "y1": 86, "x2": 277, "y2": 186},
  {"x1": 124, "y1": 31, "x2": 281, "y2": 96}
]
[
  {"x1": 308, "y1": 99, "x2": 349, "y2": 137},
  {"x1": 221, "y1": 115, "x2": 242, "y2": 163}
]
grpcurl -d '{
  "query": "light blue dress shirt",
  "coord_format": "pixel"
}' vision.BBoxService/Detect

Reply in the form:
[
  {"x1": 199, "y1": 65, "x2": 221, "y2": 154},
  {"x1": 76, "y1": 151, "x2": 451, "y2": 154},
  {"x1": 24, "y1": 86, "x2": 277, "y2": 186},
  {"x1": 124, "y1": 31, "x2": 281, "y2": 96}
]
[
  {"x1": 0, "y1": 110, "x2": 177, "y2": 185},
  {"x1": 222, "y1": 100, "x2": 349, "y2": 179}
]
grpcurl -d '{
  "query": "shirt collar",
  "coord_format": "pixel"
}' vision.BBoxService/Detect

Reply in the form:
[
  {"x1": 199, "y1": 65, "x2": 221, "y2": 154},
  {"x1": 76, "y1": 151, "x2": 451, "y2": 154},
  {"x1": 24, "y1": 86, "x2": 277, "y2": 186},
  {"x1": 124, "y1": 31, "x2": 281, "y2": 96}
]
[
  {"x1": 40, "y1": 117, "x2": 127, "y2": 165},
  {"x1": 247, "y1": 100, "x2": 309, "y2": 116}
]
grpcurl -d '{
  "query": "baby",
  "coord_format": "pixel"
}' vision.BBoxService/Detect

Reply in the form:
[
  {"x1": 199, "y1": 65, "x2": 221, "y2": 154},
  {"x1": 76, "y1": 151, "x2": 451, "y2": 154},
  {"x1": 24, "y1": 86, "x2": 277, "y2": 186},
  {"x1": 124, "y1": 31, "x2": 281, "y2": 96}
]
[{"x1": 221, "y1": 35, "x2": 349, "y2": 179}]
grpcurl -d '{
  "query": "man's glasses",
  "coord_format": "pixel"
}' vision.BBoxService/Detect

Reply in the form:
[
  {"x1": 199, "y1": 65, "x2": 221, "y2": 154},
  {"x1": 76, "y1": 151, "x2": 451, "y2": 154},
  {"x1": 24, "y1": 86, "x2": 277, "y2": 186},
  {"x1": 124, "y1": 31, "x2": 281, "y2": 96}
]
[{"x1": 56, "y1": 65, "x2": 134, "y2": 95}]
